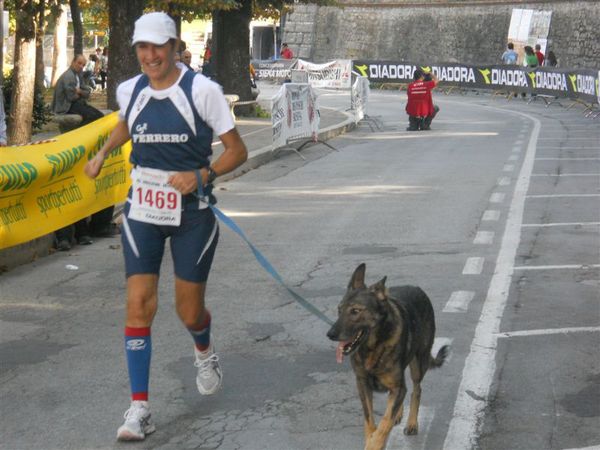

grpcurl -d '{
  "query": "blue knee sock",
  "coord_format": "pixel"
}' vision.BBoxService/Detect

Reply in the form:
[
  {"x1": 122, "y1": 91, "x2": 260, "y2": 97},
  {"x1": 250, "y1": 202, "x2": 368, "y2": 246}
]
[{"x1": 125, "y1": 327, "x2": 151, "y2": 401}]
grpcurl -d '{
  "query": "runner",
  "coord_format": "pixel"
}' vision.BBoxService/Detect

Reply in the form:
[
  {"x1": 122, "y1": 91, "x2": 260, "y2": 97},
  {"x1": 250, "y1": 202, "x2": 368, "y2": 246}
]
[{"x1": 84, "y1": 11, "x2": 248, "y2": 441}]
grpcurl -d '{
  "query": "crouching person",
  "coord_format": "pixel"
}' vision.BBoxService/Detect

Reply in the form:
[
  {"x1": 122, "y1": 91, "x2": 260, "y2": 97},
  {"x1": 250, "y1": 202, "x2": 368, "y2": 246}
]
[{"x1": 406, "y1": 69, "x2": 439, "y2": 131}]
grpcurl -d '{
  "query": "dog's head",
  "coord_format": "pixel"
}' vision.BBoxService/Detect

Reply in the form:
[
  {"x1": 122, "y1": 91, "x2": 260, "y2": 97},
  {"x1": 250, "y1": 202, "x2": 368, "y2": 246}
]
[{"x1": 327, "y1": 263, "x2": 389, "y2": 363}]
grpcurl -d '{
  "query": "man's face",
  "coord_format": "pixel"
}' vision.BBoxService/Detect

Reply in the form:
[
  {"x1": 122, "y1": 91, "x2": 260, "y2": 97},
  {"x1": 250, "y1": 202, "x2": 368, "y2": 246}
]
[
  {"x1": 182, "y1": 51, "x2": 192, "y2": 64},
  {"x1": 72, "y1": 57, "x2": 86, "y2": 73}
]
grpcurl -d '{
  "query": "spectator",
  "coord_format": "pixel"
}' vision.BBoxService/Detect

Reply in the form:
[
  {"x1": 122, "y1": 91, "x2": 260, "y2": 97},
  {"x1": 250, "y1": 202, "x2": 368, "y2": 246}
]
[
  {"x1": 202, "y1": 38, "x2": 213, "y2": 78},
  {"x1": 84, "y1": 12, "x2": 248, "y2": 442},
  {"x1": 544, "y1": 50, "x2": 558, "y2": 67},
  {"x1": 405, "y1": 68, "x2": 439, "y2": 131},
  {"x1": 280, "y1": 42, "x2": 293, "y2": 59},
  {"x1": 501, "y1": 42, "x2": 518, "y2": 65},
  {"x1": 535, "y1": 44, "x2": 545, "y2": 66},
  {"x1": 52, "y1": 54, "x2": 114, "y2": 250},
  {"x1": 51, "y1": 54, "x2": 104, "y2": 126},
  {"x1": 523, "y1": 46, "x2": 538, "y2": 68},
  {"x1": 182, "y1": 49, "x2": 193, "y2": 71},
  {"x1": 83, "y1": 54, "x2": 98, "y2": 90},
  {"x1": 99, "y1": 47, "x2": 108, "y2": 90},
  {"x1": 0, "y1": 86, "x2": 6, "y2": 146}
]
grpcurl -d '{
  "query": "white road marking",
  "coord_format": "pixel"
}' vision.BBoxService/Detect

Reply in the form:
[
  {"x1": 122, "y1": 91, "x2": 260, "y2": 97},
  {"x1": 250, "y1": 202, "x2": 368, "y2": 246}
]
[
  {"x1": 515, "y1": 140, "x2": 523, "y2": 145},
  {"x1": 561, "y1": 445, "x2": 600, "y2": 450},
  {"x1": 538, "y1": 137, "x2": 600, "y2": 140},
  {"x1": 535, "y1": 147, "x2": 598, "y2": 149},
  {"x1": 526, "y1": 194, "x2": 600, "y2": 198},
  {"x1": 490, "y1": 193, "x2": 505, "y2": 203},
  {"x1": 496, "y1": 327, "x2": 600, "y2": 338},
  {"x1": 443, "y1": 291, "x2": 475, "y2": 313},
  {"x1": 482, "y1": 210, "x2": 501, "y2": 221},
  {"x1": 508, "y1": 154, "x2": 519, "y2": 161},
  {"x1": 462, "y1": 257, "x2": 484, "y2": 275},
  {"x1": 444, "y1": 109, "x2": 540, "y2": 450},
  {"x1": 530, "y1": 173, "x2": 599, "y2": 177},
  {"x1": 535, "y1": 157, "x2": 600, "y2": 160},
  {"x1": 474, "y1": 231, "x2": 494, "y2": 245},
  {"x1": 498, "y1": 176, "x2": 511, "y2": 186},
  {"x1": 522, "y1": 222, "x2": 600, "y2": 228},
  {"x1": 503, "y1": 164, "x2": 515, "y2": 172},
  {"x1": 513, "y1": 264, "x2": 600, "y2": 271}
]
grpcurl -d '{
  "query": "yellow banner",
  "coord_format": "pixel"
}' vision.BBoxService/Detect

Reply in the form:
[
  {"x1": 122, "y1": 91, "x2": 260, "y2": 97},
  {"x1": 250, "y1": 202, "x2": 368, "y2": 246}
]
[{"x1": 0, "y1": 112, "x2": 132, "y2": 249}]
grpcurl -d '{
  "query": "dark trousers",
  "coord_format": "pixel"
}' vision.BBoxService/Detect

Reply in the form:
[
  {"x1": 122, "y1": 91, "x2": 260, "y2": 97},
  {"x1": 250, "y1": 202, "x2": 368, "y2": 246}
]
[
  {"x1": 408, "y1": 105, "x2": 440, "y2": 131},
  {"x1": 68, "y1": 100, "x2": 104, "y2": 126},
  {"x1": 55, "y1": 206, "x2": 115, "y2": 242}
]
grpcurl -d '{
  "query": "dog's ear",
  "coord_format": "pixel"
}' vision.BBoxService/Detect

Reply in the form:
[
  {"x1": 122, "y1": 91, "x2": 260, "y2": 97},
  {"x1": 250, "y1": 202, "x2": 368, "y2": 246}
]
[
  {"x1": 348, "y1": 263, "x2": 367, "y2": 290},
  {"x1": 370, "y1": 276, "x2": 388, "y2": 300}
]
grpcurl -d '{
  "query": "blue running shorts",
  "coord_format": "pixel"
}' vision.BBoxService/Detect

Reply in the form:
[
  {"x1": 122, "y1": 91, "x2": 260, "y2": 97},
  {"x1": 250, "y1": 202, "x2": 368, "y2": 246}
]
[{"x1": 121, "y1": 199, "x2": 219, "y2": 283}]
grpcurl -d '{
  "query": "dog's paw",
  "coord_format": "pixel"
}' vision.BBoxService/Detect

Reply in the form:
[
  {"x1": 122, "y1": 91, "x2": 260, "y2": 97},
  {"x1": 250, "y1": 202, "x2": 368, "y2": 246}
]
[{"x1": 403, "y1": 423, "x2": 419, "y2": 435}]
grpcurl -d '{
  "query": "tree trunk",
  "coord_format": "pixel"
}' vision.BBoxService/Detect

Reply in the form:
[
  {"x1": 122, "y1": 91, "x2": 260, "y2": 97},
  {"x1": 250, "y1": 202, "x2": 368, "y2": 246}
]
[
  {"x1": 213, "y1": 0, "x2": 252, "y2": 105},
  {"x1": 35, "y1": 0, "x2": 46, "y2": 93},
  {"x1": 69, "y1": 0, "x2": 83, "y2": 56},
  {"x1": 8, "y1": 5, "x2": 37, "y2": 144},
  {"x1": 107, "y1": 0, "x2": 144, "y2": 111},
  {"x1": 0, "y1": 0, "x2": 4, "y2": 84},
  {"x1": 51, "y1": 4, "x2": 68, "y2": 86}
]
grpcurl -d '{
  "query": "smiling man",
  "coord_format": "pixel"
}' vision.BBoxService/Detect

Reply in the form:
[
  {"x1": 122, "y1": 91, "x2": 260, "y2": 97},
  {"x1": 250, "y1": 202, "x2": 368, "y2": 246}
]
[{"x1": 83, "y1": 11, "x2": 248, "y2": 441}]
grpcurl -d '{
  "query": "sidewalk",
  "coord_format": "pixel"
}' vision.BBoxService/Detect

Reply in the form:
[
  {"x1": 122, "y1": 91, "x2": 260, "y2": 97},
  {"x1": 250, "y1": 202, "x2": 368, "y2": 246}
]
[{"x1": 0, "y1": 82, "x2": 355, "y2": 272}]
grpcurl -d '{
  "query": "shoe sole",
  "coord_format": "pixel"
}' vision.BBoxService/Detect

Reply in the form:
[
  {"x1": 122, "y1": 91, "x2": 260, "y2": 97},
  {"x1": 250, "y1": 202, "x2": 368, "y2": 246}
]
[{"x1": 116, "y1": 424, "x2": 156, "y2": 441}]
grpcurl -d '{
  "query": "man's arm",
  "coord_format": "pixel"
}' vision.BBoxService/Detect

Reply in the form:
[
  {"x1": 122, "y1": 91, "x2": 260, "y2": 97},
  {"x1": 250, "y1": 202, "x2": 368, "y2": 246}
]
[
  {"x1": 84, "y1": 120, "x2": 131, "y2": 179},
  {"x1": 167, "y1": 128, "x2": 248, "y2": 194}
]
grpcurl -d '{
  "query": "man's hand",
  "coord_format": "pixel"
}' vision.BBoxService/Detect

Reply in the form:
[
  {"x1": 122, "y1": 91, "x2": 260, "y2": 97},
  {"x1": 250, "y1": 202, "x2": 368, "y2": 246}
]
[
  {"x1": 84, "y1": 152, "x2": 105, "y2": 179},
  {"x1": 168, "y1": 170, "x2": 207, "y2": 195}
]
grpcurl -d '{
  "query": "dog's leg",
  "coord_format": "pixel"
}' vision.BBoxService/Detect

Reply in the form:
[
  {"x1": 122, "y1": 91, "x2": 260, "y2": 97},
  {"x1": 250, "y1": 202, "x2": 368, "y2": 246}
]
[
  {"x1": 365, "y1": 384, "x2": 407, "y2": 450},
  {"x1": 356, "y1": 377, "x2": 376, "y2": 441},
  {"x1": 404, "y1": 356, "x2": 426, "y2": 435}
]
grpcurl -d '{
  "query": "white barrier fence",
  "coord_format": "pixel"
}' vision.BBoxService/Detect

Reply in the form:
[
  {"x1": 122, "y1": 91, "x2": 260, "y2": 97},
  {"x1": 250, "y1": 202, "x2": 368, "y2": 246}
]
[
  {"x1": 352, "y1": 75, "x2": 370, "y2": 124},
  {"x1": 271, "y1": 83, "x2": 319, "y2": 151}
]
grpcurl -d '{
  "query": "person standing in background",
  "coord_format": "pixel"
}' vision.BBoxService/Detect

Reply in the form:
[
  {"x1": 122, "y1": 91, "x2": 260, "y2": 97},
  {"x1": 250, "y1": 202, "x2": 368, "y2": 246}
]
[
  {"x1": 280, "y1": 43, "x2": 293, "y2": 59},
  {"x1": 544, "y1": 50, "x2": 558, "y2": 67},
  {"x1": 535, "y1": 44, "x2": 545, "y2": 66},
  {"x1": 501, "y1": 42, "x2": 518, "y2": 64}
]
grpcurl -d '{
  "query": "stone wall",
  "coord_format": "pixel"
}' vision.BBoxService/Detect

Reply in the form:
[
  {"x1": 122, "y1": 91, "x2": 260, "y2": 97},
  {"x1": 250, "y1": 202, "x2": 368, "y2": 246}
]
[{"x1": 282, "y1": 1, "x2": 600, "y2": 69}]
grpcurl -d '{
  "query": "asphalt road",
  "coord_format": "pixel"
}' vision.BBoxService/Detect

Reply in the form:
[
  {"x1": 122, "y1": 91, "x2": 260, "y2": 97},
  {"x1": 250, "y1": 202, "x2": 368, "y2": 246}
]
[{"x1": 1, "y1": 88, "x2": 598, "y2": 450}]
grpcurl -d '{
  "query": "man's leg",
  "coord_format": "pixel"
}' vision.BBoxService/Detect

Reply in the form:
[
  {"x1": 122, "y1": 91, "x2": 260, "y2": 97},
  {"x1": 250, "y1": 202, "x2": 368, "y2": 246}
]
[
  {"x1": 74, "y1": 218, "x2": 92, "y2": 245},
  {"x1": 68, "y1": 102, "x2": 104, "y2": 126},
  {"x1": 176, "y1": 277, "x2": 222, "y2": 395},
  {"x1": 407, "y1": 116, "x2": 420, "y2": 131},
  {"x1": 54, "y1": 225, "x2": 74, "y2": 251},
  {"x1": 117, "y1": 274, "x2": 159, "y2": 441},
  {"x1": 89, "y1": 206, "x2": 116, "y2": 237}
]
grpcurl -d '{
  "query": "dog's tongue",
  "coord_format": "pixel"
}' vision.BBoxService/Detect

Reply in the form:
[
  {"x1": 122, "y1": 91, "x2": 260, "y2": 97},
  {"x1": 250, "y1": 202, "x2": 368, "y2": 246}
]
[{"x1": 336, "y1": 341, "x2": 349, "y2": 364}]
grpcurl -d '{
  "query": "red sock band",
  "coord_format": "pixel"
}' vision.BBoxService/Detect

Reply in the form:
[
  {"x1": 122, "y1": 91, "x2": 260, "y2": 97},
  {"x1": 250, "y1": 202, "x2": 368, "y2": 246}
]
[
  {"x1": 132, "y1": 392, "x2": 149, "y2": 401},
  {"x1": 125, "y1": 326, "x2": 151, "y2": 336}
]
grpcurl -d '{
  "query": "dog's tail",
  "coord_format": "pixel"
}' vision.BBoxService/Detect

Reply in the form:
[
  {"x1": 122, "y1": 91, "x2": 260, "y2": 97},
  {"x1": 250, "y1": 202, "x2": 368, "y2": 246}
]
[{"x1": 429, "y1": 345, "x2": 450, "y2": 369}]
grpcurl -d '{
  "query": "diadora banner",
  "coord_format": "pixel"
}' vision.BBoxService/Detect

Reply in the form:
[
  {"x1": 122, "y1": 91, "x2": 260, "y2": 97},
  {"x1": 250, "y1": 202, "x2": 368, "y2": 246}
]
[
  {"x1": 0, "y1": 113, "x2": 133, "y2": 249},
  {"x1": 352, "y1": 61, "x2": 600, "y2": 103},
  {"x1": 271, "y1": 83, "x2": 319, "y2": 150}
]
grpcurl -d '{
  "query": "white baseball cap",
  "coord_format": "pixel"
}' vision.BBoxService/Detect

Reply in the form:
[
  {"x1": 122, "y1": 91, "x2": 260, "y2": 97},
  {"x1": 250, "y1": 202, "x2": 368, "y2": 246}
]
[{"x1": 132, "y1": 12, "x2": 177, "y2": 46}]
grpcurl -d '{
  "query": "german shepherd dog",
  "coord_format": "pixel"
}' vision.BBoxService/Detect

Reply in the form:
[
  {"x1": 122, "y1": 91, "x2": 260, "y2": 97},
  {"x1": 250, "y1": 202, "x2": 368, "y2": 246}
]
[{"x1": 327, "y1": 263, "x2": 449, "y2": 450}]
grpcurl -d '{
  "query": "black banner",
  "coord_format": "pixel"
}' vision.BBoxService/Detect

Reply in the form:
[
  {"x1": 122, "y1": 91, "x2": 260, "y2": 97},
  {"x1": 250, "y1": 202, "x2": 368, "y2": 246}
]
[
  {"x1": 252, "y1": 59, "x2": 298, "y2": 82},
  {"x1": 352, "y1": 60, "x2": 599, "y2": 104}
]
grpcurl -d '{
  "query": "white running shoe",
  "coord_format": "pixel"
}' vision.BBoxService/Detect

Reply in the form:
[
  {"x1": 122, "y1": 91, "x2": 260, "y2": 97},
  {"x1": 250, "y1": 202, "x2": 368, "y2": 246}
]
[
  {"x1": 116, "y1": 401, "x2": 156, "y2": 441},
  {"x1": 194, "y1": 345, "x2": 223, "y2": 395}
]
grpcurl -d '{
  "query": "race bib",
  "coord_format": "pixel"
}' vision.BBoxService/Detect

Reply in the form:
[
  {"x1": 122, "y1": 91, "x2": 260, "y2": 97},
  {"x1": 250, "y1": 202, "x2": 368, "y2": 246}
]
[{"x1": 129, "y1": 167, "x2": 182, "y2": 226}]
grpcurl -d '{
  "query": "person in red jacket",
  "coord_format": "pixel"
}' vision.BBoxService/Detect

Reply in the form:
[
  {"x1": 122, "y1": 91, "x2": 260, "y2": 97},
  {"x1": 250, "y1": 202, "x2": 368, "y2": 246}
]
[
  {"x1": 535, "y1": 44, "x2": 545, "y2": 66},
  {"x1": 280, "y1": 43, "x2": 294, "y2": 59},
  {"x1": 405, "y1": 69, "x2": 439, "y2": 131}
]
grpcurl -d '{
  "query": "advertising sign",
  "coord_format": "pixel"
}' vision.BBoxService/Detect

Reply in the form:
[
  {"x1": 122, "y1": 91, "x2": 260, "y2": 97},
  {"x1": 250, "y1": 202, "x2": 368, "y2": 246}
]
[{"x1": 271, "y1": 83, "x2": 319, "y2": 150}]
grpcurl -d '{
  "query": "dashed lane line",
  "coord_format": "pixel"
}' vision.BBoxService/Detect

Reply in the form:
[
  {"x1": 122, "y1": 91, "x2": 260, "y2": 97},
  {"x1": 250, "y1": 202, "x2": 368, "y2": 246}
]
[
  {"x1": 496, "y1": 327, "x2": 600, "y2": 338},
  {"x1": 443, "y1": 291, "x2": 475, "y2": 313},
  {"x1": 443, "y1": 107, "x2": 540, "y2": 450}
]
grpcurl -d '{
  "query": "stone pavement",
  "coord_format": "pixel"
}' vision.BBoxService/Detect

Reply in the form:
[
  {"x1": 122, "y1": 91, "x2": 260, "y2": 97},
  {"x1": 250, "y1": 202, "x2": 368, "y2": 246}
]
[{"x1": 0, "y1": 82, "x2": 356, "y2": 271}]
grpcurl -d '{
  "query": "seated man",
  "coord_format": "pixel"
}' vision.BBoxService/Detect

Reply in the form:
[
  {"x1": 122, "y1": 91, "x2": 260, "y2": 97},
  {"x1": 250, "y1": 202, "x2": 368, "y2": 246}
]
[
  {"x1": 52, "y1": 54, "x2": 115, "y2": 251},
  {"x1": 405, "y1": 69, "x2": 439, "y2": 131},
  {"x1": 52, "y1": 54, "x2": 104, "y2": 126}
]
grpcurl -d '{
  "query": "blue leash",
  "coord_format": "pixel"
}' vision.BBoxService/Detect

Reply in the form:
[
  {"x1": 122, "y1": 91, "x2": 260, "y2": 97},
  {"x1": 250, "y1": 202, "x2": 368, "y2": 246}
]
[{"x1": 194, "y1": 172, "x2": 334, "y2": 326}]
